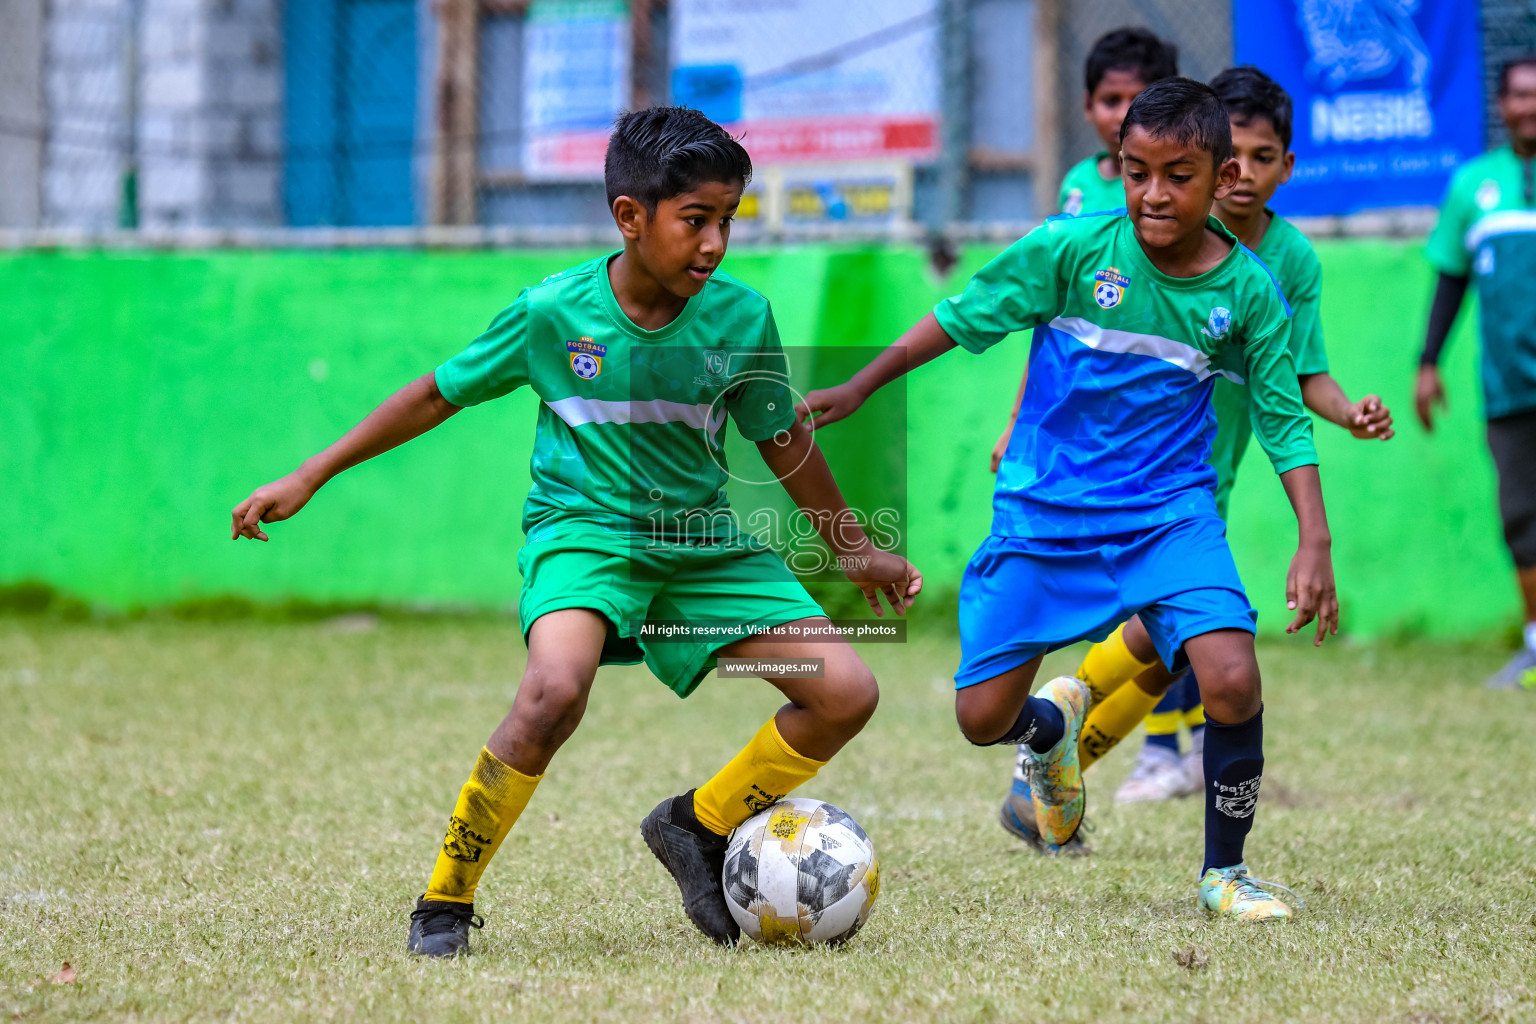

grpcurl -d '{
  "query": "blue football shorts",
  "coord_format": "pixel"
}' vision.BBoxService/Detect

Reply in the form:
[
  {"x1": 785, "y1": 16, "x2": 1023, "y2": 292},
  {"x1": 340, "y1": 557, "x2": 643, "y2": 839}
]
[{"x1": 954, "y1": 514, "x2": 1257, "y2": 688}]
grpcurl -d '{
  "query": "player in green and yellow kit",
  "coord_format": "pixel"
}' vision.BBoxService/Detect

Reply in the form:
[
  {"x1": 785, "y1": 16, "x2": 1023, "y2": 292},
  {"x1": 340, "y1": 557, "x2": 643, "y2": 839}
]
[
  {"x1": 1056, "y1": 28, "x2": 1179, "y2": 218},
  {"x1": 1418, "y1": 57, "x2": 1536, "y2": 690},
  {"x1": 230, "y1": 107, "x2": 921, "y2": 957},
  {"x1": 993, "y1": 67, "x2": 1394, "y2": 849}
]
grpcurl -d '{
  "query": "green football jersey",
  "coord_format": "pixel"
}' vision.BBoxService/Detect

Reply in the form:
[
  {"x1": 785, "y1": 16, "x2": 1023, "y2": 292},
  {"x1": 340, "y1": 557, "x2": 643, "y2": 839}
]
[
  {"x1": 1208, "y1": 212, "x2": 1330, "y2": 516},
  {"x1": 1059, "y1": 152, "x2": 1126, "y2": 216},
  {"x1": 934, "y1": 210, "x2": 1315, "y2": 540},
  {"x1": 435, "y1": 252, "x2": 795, "y2": 540},
  {"x1": 1425, "y1": 146, "x2": 1536, "y2": 418}
]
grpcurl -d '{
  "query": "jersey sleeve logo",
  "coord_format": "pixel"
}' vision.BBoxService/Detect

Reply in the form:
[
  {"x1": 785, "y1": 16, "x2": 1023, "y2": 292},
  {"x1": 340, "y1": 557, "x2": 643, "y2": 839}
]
[
  {"x1": 1201, "y1": 306, "x2": 1233, "y2": 339},
  {"x1": 567, "y1": 337, "x2": 606, "y2": 379},
  {"x1": 1092, "y1": 267, "x2": 1130, "y2": 309},
  {"x1": 1063, "y1": 189, "x2": 1084, "y2": 216}
]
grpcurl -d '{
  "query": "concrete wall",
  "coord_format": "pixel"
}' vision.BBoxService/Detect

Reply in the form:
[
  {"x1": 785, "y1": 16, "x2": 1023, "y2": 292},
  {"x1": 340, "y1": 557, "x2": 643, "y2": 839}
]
[
  {"x1": 138, "y1": 0, "x2": 283, "y2": 227},
  {"x1": 44, "y1": 0, "x2": 130, "y2": 229},
  {"x1": 37, "y1": 0, "x2": 283, "y2": 229},
  {"x1": 0, "y1": 0, "x2": 46, "y2": 227}
]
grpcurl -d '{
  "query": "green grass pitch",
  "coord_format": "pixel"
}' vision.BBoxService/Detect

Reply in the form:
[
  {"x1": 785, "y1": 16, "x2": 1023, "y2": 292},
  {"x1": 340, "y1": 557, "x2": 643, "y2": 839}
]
[{"x1": 2, "y1": 618, "x2": 1533, "y2": 1022}]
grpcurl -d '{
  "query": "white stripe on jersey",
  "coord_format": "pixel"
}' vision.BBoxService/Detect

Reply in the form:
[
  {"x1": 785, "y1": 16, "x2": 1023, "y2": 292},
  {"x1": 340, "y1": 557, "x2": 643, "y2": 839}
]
[
  {"x1": 1464, "y1": 209, "x2": 1536, "y2": 251},
  {"x1": 545, "y1": 396, "x2": 728, "y2": 433},
  {"x1": 1048, "y1": 316, "x2": 1246, "y2": 384}
]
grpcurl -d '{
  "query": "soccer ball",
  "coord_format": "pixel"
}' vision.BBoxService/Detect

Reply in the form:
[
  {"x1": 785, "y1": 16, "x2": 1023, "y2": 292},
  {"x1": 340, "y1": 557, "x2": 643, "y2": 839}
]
[{"x1": 721, "y1": 798, "x2": 879, "y2": 946}]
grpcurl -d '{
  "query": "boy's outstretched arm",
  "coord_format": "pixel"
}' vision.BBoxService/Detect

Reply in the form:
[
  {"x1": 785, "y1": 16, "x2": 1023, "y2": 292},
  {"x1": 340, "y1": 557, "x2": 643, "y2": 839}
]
[
  {"x1": 231, "y1": 373, "x2": 461, "y2": 541},
  {"x1": 1277, "y1": 464, "x2": 1337, "y2": 645},
  {"x1": 794, "y1": 313, "x2": 957, "y2": 429},
  {"x1": 1298, "y1": 373, "x2": 1394, "y2": 440},
  {"x1": 757, "y1": 420, "x2": 922, "y2": 617}
]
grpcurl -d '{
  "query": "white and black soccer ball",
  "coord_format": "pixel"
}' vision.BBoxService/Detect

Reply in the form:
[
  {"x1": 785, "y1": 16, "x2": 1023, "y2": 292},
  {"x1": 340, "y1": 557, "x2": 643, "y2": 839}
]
[{"x1": 722, "y1": 798, "x2": 879, "y2": 946}]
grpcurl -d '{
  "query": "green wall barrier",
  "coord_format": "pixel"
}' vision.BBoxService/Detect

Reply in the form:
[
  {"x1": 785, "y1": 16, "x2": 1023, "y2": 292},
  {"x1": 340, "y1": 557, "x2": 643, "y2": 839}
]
[{"x1": 0, "y1": 241, "x2": 1513, "y2": 638}]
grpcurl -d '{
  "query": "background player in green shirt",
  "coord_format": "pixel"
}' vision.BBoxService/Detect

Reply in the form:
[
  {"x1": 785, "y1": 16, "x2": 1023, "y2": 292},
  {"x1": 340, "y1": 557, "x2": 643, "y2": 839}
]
[
  {"x1": 1057, "y1": 27, "x2": 1179, "y2": 218},
  {"x1": 992, "y1": 67, "x2": 1393, "y2": 848},
  {"x1": 230, "y1": 107, "x2": 922, "y2": 956},
  {"x1": 1418, "y1": 57, "x2": 1536, "y2": 691}
]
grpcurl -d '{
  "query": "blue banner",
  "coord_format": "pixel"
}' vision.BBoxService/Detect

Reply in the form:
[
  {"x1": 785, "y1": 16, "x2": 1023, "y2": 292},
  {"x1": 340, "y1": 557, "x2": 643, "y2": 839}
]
[{"x1": 1234, "y1": 0, "x2": 1484, "y2": 217}]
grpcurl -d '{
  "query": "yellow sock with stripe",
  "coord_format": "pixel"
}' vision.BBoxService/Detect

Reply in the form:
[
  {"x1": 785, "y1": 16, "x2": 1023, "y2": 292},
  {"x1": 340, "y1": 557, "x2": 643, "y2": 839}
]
[
  {"x1": 1075, "y1": 623, "x2": 1158, "y2": 709},
  {"x1": 692, "y1": 717, "x2": 829, "y2": 836},
  {"x1": 424, "y1": 747, "x2": 541, "y2": 905},
  {"x1": 1079, "y1": 680, "x2": 1164, "y2": 769}
]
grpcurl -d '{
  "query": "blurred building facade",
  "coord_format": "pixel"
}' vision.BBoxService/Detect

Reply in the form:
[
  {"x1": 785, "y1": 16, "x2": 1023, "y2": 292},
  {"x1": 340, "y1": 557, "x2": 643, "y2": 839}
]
[{"x1": 0, "y1": 0, "x2": 1528, "y2": 233}]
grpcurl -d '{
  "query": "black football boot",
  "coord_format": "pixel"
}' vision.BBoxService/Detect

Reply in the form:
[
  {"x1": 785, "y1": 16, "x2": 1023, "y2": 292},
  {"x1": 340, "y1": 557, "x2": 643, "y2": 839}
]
[
  {"x1": 639, "y1": 789, "x2": 740, "y2": 945},
  {"x1": 407, "y1": 896, "x2": 484, "y2": 957}
]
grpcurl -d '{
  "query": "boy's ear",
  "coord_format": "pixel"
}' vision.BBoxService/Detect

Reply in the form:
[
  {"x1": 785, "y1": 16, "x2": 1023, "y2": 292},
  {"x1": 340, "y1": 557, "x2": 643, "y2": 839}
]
[
  {"x1": 611, "y1": 195, "x2": 647, "y2": 241},
  {"x1": 1279, "y1": 150, "x2": 1296, "y2": 187},
  {"x1": 1213, "y1": 157, "x2": 1241, "y2": 201}
]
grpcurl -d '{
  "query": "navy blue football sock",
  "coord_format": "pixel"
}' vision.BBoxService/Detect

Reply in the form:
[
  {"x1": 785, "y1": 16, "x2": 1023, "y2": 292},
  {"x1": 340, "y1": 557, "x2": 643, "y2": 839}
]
[
  {"x1": 1202, "y1": 705, "x2": 1263, "y2": 874},
  {"x1": 988, "y1": 696, "x2": 1065, "y2": 752},
  {"x1": 1144, "y1": 685, "x2": 1183, "y2": 752}
]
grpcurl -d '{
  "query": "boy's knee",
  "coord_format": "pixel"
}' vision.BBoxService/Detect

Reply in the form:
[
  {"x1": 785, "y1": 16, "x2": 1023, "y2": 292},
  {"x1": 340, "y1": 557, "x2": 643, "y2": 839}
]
[
  {"x1": 822, "y1": 660, "x2": 879, "y2": 731},
  {"x1": 954, "y1": 693, "x2": 1006, "y2": 746},
  {"x1": 518, "y1": 664, "x2": 592, "y2": 734},
  {"x1": 1195, "y1": 660, "x2": 1260, "y2": 720}
]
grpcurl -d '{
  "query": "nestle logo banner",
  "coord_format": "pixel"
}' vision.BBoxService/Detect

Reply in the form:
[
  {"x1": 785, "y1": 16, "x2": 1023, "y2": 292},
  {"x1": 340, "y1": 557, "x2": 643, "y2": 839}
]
[{"x1": 1235, "y1": 0, "x2": 1484, "y2": 217}]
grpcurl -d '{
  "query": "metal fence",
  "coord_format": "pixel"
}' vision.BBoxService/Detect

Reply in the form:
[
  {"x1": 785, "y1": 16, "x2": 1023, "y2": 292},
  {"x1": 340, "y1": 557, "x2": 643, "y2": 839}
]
[{"x1": 0, "y1": 0, "x2": 1526, "y2": 239}]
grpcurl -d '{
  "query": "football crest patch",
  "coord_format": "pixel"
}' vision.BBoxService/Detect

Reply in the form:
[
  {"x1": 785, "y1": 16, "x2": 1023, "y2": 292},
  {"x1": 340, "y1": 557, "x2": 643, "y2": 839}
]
[
  {"x1": 1092, "y1": 267, "x2": 1130, "y2": 309},
  {"x1": 1205, "y1": 306, "x2": 1232, "y2": 339},
  {"x1": 566, "y1": 337, "x2": 606, "y2": 379}
]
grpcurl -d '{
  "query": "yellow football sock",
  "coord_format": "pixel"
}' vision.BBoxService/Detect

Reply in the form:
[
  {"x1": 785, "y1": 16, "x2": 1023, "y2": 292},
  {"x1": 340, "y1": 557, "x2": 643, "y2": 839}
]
[
  {"x1": 424, "y1": 747, "x2": 541, "y2": 905},
  {"x1": 1144, "y1": 710, "x2": 1181, "y2": 740},
  {"x1": 692, "y1": 717, "x2": 828, "y2": 836},
  {"x1": 1075, "y1": 623, "x2": 1158, "y2": 709},
  {"x1": 1079, "y1": 681, "x2": 1163, "y2": 769},
  {"x1": 1183, "y1": 704, "x2": 1206, "y2": 729}
]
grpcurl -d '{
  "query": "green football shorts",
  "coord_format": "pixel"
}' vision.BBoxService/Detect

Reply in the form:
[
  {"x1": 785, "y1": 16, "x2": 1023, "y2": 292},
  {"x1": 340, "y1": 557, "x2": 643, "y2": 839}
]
[{"x1": 516, "y1": 530, "x2": 826, "y2": 697}]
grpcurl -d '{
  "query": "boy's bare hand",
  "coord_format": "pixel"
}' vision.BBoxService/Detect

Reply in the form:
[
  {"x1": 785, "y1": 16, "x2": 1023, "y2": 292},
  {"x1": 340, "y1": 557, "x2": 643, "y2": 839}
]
[
  {"x1": 794, "y1": 384, "x2": 865, "y2": 430},
  {"x1": 230, "y1": 471, "x2": 318, "y2": 542},
  {"x1": 1346, "y1": 394, "x2": 1394, "y2": 440},
  {"x1": 1285, "y1": 542, "x2": 1338, "y2": 645},
  {"x1": 1414, "y1": 365, "x2": 1445, "y2": 432},
  {"x1": 845, "y1": 550, "x2": 923, "y2": 617}
]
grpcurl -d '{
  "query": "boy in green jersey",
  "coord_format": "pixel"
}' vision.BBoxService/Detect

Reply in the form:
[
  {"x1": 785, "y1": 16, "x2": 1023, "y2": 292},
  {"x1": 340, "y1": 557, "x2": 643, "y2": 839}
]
[
  {"x1": 1418, "y1": 57, "x2": 1536, "y2": 690},
  {"x1": 1057, "y1": 27, "x2": 1179, "y2": 218},
  {"x1": 801, "y1": 79, "x2": 1339, "y2": 920},
  {"x1": 231, "y1": 108, "x2": 921, "y2": 956},
  {"x1": 1015, "y1": 66, "x2": 1397, "y2": 819}
]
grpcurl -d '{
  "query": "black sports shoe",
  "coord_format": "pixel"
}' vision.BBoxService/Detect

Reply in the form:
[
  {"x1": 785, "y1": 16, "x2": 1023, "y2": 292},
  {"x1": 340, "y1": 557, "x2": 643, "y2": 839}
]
[
  {"x1": 407, "y1": 896, "x2": 484, "y2": 958},
  {"x1": 640, "y1": 790, "x2": 740, "y2": 945}
]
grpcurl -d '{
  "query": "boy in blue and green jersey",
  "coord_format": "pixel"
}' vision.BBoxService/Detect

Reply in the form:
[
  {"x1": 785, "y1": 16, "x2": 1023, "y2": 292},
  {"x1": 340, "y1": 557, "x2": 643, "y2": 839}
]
[
  {"x1": 1015, "y1": 67, "x2": 1397, "y2": 816},
  {"x1": 801, "y1": 79, "x2": 1339, "y2": 920},
  {"x1": 231, "y1": 108, "x2": 921, "y2": 956},
  {"x1": 1418, "y1": 57, "x2": 1536, "y2": 690},
  {"x1": 1057, "y1": 27, "x2": 1179, "y2": 217}
]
